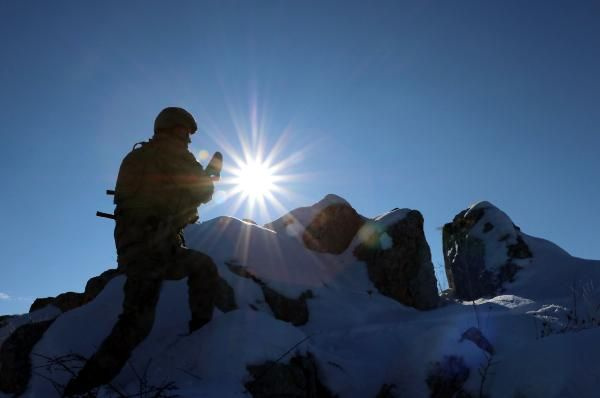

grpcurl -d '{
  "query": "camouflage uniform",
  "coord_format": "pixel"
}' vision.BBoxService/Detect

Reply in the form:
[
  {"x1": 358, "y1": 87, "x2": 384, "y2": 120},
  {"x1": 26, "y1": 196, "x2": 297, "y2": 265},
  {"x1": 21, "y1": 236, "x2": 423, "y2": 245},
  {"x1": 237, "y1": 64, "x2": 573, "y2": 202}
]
[{"x1": 64, "y1": 129, "x2": 218, "y2": 395}]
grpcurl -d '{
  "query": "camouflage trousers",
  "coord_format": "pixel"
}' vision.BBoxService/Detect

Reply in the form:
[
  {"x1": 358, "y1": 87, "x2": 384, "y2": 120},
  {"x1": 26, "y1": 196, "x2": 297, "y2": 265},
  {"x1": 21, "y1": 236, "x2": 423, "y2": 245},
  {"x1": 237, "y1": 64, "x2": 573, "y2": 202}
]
[{"x1": 64, "y1": 222, "x2": 218, "y2": 396}]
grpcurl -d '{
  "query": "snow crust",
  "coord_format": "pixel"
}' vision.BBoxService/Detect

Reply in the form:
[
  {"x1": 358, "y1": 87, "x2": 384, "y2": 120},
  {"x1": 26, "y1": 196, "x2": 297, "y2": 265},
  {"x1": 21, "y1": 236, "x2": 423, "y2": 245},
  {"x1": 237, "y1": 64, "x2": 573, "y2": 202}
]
[{"x1": 5, "y1": 200, "x2": 600, "y2": 397}]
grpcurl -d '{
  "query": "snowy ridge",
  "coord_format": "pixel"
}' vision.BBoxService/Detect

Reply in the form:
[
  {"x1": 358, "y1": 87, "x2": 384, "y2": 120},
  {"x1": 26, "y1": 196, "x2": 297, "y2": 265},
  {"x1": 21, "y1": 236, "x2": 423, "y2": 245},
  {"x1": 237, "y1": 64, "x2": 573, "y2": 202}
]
[{"x1": 2, "y1": 198, "x2": 600, "y2": 397}]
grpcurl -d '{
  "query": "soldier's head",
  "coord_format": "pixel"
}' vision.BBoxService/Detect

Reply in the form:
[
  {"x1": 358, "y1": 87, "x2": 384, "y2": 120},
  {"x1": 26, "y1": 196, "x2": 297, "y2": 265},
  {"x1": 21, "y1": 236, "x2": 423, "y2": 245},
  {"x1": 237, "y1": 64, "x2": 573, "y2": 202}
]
[{"x1": 154, "y1": 107, "x2": 198, "y2": 143}]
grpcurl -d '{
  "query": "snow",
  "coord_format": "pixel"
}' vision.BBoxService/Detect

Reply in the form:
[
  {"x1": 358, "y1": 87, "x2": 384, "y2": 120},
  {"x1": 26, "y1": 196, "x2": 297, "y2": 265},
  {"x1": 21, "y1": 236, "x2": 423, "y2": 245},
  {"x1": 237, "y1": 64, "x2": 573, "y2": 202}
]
[
  {"x1": 462, "y1": 201, "x2": 531, "y2": 273},
  {"x1": 25, "y1": 276, "x2": 126, "y2": 397},
  {"x1": 0, "y1": 305, "x2": 61, "y2": 349},
  {"x1": 111, "y1": 282, "x2": 308, "y2": 397},
  {"x1": 373, "y1": 207, "x2": 411, "y2": 227},
  {"x1": 3, "y1": 200, "x2": 600, "y2": 397}
]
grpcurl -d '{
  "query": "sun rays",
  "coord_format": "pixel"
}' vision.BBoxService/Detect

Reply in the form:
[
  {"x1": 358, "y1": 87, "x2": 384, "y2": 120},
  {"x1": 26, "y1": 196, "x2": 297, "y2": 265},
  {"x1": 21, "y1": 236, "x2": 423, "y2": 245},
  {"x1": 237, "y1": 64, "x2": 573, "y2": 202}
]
[{"x1": 198, "y1": 97, "x2": 312, "y2": 225}]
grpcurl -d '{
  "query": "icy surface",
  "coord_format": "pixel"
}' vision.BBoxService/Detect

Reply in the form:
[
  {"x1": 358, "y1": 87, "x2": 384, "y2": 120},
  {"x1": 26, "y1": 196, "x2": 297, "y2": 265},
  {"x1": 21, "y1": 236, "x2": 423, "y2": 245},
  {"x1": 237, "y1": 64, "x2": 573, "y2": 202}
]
[{"x1": 3, "y1": 199, "x2": 600, "y2": 397}]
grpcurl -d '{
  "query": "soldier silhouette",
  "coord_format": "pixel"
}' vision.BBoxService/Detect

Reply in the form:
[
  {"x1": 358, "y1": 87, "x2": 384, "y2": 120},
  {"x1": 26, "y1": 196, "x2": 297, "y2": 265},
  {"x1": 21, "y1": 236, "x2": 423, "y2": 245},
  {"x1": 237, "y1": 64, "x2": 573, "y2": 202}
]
[{"x1": 65, "y1": 107, "x2": 221, "y2": 395}]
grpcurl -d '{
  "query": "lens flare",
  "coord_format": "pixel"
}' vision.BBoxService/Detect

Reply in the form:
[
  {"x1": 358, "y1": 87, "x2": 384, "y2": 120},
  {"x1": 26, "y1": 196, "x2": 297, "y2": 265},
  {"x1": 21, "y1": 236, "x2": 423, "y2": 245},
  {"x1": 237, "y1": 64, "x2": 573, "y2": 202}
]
[{"x1": 198, "y1": 149, "x2": 210, "y2": 161}]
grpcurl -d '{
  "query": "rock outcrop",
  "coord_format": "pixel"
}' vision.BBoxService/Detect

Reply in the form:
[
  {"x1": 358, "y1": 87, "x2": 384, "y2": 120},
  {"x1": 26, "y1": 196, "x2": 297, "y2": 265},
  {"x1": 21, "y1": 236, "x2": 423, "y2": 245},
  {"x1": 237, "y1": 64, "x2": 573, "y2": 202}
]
[
  {"x1": 302, "y1": 200, "x2": 365, "y2": 254},
  {"x1": 29, "y1": 269, "x2": 121, "y2": 313},
  {"x1": 2, "y1": 195, "x2": 593, "y2": 396},
  {"x1": 0, "y1": 319, "x2": 56, "y2": 395},
  {"x1": 245, "y1": 353, "x2": 335, "y2": 398},
  {"x1": 227, "y1": 262, "x2": 312, "y2": 326},
  {"x1": 442, "y1": 201, "x2": 532, "y2": 300},
  {"x1": 354, "y1": 210, "x2": 439, "y2": 310},
  {"x1": 0, "y1": 316, "x2": 14, "y2": 329},
  {"x1": 215, "y1": 276, "x2": 238, "y2": 313},
  {"x1": 266, "y1": 194, "x2": 366, "y2": 254}
]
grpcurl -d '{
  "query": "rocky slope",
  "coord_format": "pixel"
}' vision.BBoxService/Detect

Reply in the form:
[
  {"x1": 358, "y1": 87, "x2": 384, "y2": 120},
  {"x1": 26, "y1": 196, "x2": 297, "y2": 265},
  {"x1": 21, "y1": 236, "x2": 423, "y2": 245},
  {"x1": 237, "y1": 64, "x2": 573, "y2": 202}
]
[{"x1": 1, "y1": 196, "x2": 600, "y2": 397}]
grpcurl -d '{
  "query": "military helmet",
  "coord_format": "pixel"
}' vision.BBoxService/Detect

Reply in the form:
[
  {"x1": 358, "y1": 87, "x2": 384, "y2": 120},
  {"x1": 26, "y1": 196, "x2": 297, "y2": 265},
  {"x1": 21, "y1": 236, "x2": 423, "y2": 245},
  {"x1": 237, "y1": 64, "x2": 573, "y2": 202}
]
[{"x1": 154, "y1": 107, "x2": 198, "y2": 134}]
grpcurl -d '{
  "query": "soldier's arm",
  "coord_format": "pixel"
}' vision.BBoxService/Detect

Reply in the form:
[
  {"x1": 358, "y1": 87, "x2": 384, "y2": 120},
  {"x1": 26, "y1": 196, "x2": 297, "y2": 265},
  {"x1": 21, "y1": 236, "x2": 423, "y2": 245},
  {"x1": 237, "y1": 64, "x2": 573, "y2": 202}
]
[{"x1": 181, "y1": 152, "x2": 214, "y2": 204}]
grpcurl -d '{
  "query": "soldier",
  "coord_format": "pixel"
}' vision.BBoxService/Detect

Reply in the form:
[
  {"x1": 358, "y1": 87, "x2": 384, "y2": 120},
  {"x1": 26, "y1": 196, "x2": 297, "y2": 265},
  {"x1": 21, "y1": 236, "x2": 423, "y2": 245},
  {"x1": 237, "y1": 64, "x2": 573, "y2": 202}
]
[{"x1": 64, "y1": 107, "x2": 220, "y2": 395}]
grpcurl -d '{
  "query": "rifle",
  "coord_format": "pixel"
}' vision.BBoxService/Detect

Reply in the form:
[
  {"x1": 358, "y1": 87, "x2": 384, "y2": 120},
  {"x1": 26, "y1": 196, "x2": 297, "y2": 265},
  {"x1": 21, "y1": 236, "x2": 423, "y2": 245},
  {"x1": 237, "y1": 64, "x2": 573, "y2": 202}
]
[{"x1": 96, "y1": 190, "x2": 115, "y2": 220}]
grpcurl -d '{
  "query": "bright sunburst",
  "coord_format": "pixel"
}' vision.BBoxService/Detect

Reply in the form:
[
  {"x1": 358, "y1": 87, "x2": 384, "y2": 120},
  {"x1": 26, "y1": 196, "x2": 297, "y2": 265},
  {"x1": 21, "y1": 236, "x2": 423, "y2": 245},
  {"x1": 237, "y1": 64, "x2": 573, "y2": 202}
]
[
  {"x1": 230, "y1": 159, "x2": 276, "y2": 201},
  {"x1": 197, "y1": 91, "x2": 313, "y2": 223}
]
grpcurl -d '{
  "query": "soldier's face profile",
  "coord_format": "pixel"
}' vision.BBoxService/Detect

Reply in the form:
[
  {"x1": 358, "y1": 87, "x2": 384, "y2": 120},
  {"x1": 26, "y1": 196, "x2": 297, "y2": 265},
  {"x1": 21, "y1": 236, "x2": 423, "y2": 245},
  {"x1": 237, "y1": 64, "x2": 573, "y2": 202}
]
[{"x1": 171, "y1": 125, "x2": 193, "y2": 142}]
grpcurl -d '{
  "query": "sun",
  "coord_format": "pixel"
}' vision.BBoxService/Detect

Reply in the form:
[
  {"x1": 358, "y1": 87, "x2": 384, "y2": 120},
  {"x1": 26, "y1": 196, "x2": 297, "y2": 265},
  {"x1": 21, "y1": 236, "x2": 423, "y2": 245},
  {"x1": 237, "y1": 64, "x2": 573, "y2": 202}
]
[
  {"x1": 220, "y1": 152, "x2": 289, "y2": 222},
  {"x1": 231, "y1": 159, "x2": 276, "y2": 200},
  {"x1": 199, "y1": 93, "x2": 311, "y2": 222},
  {"x1": 201, "y1": 128, "x2": 309, "y2": 222}
]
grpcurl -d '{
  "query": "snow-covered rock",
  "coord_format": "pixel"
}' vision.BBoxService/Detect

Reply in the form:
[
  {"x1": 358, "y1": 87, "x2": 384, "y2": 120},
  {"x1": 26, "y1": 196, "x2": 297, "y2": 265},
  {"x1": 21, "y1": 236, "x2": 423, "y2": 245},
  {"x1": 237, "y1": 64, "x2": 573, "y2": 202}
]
[
  {"x1": 266, "y1": 194, "x2": 366, "y2": 254},
  {"x1": 29, "y1": 269, "x2": 121, "y2": 313},
  {"x1": 1, "y1": 197, "x2": 600, "y2": 397},
  {"x1": 354, "y1": 209, "x2": 439, "y2": 310},
  {"x1": 442, "y1": 201, "x2": 533, "y2": 300}
]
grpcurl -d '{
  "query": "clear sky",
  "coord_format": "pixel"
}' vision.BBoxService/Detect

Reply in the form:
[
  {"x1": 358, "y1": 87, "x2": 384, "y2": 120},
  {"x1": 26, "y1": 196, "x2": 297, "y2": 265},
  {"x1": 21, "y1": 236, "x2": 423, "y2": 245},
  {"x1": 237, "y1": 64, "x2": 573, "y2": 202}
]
[{"x1": 1, "y1": 1, "x2": 599, "y2": 314}]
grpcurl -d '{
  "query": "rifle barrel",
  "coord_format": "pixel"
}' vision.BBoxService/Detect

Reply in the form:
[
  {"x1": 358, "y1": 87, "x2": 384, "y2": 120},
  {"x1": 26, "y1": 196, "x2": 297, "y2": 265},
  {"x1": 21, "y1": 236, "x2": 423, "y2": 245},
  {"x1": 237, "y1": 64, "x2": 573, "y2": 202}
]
[{"x1": 96, "y1": 211, "x2": 115, "y2": 220}]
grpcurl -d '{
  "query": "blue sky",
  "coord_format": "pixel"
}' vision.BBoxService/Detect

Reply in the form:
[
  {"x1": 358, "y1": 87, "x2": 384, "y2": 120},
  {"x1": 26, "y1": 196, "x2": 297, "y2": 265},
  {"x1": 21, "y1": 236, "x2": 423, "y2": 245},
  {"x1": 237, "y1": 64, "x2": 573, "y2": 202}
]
[{"x1": 1, "y1": 1, "x2": 599, "y2": 314}]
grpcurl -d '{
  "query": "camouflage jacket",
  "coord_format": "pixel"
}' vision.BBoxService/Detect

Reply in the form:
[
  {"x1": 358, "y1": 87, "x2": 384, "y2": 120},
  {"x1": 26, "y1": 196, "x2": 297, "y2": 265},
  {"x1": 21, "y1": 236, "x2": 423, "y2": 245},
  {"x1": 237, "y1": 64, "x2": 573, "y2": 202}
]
[{"x1": 114, "y1": 135, "x2": 214, "y2": 231}]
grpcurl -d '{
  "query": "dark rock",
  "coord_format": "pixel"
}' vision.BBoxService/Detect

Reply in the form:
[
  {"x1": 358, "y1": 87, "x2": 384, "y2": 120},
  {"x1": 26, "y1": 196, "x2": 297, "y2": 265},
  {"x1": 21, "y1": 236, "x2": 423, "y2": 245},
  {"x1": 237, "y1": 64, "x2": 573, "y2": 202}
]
[
  {"x1": 29, "y1": 292, "x2": 84, "y2": 313},
  {"x1": 442, "y1": 230, "x2": 493, "y2": 301},
  {"x1": 426, "y1": 355, "x2": 472, "y2": 398},
  {"x1": 483, "y1": 222, "x2": 494, "y2": 233},
  {"x1": 443, "y1": 203, "x2": 532, "y2": 300},
  {"x1": 303, "y1": 202, "x2": 365, "y2": 254},
  {"x1": 263, "y1": 288, "x2": 312, "y2": 326},
  {"x1": 215, "y1": 277, "x2": 238, "y2": 313},
  {"x1": 226, "y1": 262, "x2": 261, "y2": 281},
  {"x1": 498, "y1": 262, "x2": 522, "y2": 285},
  {"x1": 246, "y1": 353, "x2": 336, "y2": 398},
  {"x1": 354, "y1": 210, "x2": 439, "y2": 310},
  {"x1": 30, "y1": 269, "x2": 121, "y2": 313},
  {"x1": 459, "y1": 327, "x2": 495, "y2": 355},
  {"x1": 0, "y1": 315, "x2": 15, "y2": 329},
  {"x1": 226, "y1": 262, "x2": 312, "y2": 325},
  {"x1": 375, "y1": 384, "x2": 398, "y2": 398},
  {"x1": 0, "y1": 320, "x2": 55, "y2": 395},
  {"x1": 83, "y1": 269, "x2": 121, "y2": 302},
  {"x1": 508, "y1": 236, "x2": 533, "y2": 259}
]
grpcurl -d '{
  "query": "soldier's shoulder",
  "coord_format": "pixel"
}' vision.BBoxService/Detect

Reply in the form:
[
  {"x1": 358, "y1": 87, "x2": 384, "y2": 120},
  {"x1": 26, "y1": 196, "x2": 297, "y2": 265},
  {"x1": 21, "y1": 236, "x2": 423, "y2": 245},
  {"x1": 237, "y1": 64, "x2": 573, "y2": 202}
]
[{"x1": 121, "y1": 141, "x2": 157, "y2": 164}]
